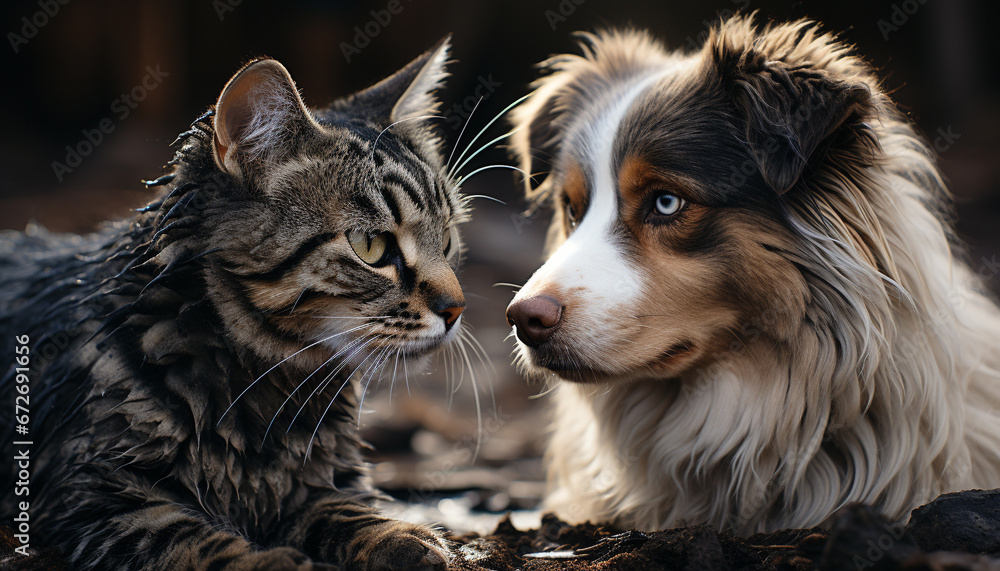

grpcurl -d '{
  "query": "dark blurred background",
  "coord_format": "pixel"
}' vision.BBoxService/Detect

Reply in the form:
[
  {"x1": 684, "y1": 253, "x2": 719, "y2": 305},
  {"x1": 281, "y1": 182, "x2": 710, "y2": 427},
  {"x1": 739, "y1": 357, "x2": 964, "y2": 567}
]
[{"x1": 2, "y1": 0, "x2": 998, "y2": 532}]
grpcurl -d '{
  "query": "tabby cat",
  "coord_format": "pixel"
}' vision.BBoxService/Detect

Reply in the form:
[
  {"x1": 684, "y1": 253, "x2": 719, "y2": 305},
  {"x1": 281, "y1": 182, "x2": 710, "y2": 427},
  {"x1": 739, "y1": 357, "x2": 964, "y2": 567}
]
[{"x1": 0, "y1": 39, "x2": 464, "y2": 570}]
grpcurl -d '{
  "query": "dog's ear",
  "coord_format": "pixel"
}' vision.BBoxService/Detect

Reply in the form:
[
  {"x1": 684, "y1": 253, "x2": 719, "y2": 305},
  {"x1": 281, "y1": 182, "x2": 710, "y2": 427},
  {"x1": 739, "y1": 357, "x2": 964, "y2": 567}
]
[
  {"x1": 707, "y1": 19, "x2": 873, "y2": 195},
  {"x1": 509, "y1": 69, "x2": 575, "y2": 199}
]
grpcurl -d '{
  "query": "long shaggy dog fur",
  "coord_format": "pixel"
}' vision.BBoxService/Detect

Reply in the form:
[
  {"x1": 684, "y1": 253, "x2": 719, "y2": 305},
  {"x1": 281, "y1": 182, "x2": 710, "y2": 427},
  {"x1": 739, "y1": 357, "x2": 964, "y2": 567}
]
[{"x1": 506, "y1": 16, "x2": 1000, "y2": 534}]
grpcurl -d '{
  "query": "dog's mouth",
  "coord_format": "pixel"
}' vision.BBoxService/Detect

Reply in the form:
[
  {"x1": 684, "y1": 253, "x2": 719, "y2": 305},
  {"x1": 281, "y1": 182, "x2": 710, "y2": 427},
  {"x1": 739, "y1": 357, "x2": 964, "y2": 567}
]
[{"x1": 528, "y1": 341, "x2": 695, "y2": 383}]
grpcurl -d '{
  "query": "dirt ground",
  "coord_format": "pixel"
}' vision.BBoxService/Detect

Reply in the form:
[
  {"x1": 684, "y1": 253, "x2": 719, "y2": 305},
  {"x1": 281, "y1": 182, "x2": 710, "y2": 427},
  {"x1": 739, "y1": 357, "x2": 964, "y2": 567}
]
[
  {"x1": 444, "y1": 516, "x2": 1000, "y2": 571},
  {"x1": 7, "y1": 506, "x2": 1000, "y2": 570}
]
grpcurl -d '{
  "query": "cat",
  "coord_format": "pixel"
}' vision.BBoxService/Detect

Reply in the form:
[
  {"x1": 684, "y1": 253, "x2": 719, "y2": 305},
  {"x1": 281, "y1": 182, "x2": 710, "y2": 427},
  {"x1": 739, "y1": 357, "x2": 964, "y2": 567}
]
[{"x1": 0, "y1": 38, "x2": 464, "y2": 570}]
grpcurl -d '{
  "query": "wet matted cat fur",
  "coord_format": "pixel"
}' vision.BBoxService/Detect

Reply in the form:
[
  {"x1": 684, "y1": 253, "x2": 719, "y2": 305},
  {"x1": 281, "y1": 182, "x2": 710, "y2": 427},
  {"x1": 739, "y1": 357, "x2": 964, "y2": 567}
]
[{"x1": 0, "y1": 39, "x2": 468, "y2": 570}]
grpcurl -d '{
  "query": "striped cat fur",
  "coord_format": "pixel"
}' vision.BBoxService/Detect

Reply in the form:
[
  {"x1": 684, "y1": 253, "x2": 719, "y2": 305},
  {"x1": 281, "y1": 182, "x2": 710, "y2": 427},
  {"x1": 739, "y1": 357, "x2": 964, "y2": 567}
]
[{"x1": 0, "y1": 39, "x2": 465, "y2": 570}]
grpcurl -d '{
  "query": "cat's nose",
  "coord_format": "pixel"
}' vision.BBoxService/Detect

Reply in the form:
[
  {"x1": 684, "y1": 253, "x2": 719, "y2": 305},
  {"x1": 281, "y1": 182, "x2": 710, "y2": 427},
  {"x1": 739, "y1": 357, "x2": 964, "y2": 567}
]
[
  {"x1": 432, "y1": 296, "x2": 465, "y2": 330},
  {"x1": 506, "y1": 295, "x2": 562, "y2": 346}
]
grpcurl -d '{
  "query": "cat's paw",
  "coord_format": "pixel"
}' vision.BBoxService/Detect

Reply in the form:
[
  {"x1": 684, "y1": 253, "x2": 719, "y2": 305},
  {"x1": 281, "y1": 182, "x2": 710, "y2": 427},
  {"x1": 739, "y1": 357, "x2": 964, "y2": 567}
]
[
  {"x1": 232, "y1": 546, "x2": 315, "y2": 571},
  {"x1": 347, "y1": 520, "x2": 450, "y2": 571}
]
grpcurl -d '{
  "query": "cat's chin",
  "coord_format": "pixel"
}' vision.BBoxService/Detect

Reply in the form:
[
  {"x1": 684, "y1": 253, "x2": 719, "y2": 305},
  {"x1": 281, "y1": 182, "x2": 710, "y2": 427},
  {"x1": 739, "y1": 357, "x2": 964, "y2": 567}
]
[
  {"x1": 399, "y1": 332, "x2": 454, "y2": 359},
  {"x1": 321, "y1": 330, "x2": 456, "y2": 376}
]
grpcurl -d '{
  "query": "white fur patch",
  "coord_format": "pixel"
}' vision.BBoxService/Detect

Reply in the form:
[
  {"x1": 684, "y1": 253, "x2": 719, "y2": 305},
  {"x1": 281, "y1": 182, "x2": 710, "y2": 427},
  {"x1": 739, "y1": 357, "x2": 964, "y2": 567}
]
[{"x1": 513, "y1": 71, "x2": 670, "y2": 324}]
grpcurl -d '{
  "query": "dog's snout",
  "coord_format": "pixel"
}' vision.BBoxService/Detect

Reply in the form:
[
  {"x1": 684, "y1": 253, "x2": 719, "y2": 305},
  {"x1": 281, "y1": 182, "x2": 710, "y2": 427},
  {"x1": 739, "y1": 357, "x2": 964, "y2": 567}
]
[{"x1": 506, "y1": 295, "x2": 562, "y2": 346}]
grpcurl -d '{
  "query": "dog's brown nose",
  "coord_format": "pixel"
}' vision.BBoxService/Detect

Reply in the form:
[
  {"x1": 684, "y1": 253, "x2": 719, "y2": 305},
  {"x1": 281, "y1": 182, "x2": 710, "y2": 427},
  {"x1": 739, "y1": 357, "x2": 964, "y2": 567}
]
[{"x1": 506, "y1": 295, "x2": 562, "y2": 346}]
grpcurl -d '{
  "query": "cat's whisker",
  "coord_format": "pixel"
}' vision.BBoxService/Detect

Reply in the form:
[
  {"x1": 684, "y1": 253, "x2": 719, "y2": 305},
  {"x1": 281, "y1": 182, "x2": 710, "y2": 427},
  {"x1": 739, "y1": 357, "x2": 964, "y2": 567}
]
[
  {"x1": 445, "y1": 343, "x2": 458, "y2": 396},
  {"x1": 450, "y1": 341, "x2": 462, "y2": 396},
  {"x1": 448, "y1": 93, "x2": 531, "y2": 179},
  {"x1": 453, "y1": 330, "x2": 484, "y2": 461},
  {"x1": 219, "y1": 322, "x2": 376, "y2": 425},
  {"x1": 294, "y1": 334, "x2": 379, "y2": 446},
  {"x1": 289, "y1": 288, "x2": 309, "y2": 314},
  {"x1": 372, "y1": 115, "x2": 445, "y2": 160},
  {"x1": 462, "y1": 327, "x2": 496, "y2": 381},
  {"x1": 450, "y1": 339, "x2": 467, "y2": 396},
  {"x1": 284, "y1": 338, "x2": 370, "y2": 437},
  {"x1": 493, "y1": 282, "x2": 523, "y2": 291},
  {"x1": 287, "y1": 333, "x2": 379, "y2": 435},
  {"x1": 368, "y1": 344, "x2": 396, "y2": 403},
  {"x1": 306, "y1": 338, "x2": 388, "y2": 459},
  {"x1": 460, "y1": 327, "x2": 496, "y2": 409},
  {"x1": 388, "y1": 347, "x2": 402, "y2": 407},
  {"x1": 441, "y1": 342, "x2": 452, "y2": 406},
  {"x1": 304, "y1": 373, "x2": 356, "y2": 463},
  {"x1": 457, "y1": 164, "x2": 534, "y2": 189},
  {"x1": 462, "y1": 194, "x2": 507, "y2": 206},
  {"x1": 402, "y1": 354, "x2": 411, "y2": 397},
  {"x1": 357, "y1": 343, "x2": 394, "y2": 425},
  {"x1": 451, "y1": 128, "x2": 522, "y2": 178},
  {"x1": 445, "y1": 342, "x2": 461, "y2": 410},
  {"x1": 302, "y1": 315, "x2": 392, "y2": 320},
  {"x1": 262, "y1": 347, "x2": 344, "y2": 447},
  {"x1": 446, "y1": 96, "x2": 483, "y2": 169},
  {"x1": 261, "y1": 328, "x2": 377, "y2": 445}
]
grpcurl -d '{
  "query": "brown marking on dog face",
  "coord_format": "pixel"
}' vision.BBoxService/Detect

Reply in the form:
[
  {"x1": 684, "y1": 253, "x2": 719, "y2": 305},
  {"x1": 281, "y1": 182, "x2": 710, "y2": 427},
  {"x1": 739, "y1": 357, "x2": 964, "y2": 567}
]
[
  {"x1": 527, "y1": 154, "x2": 810, "y2": 381},
  {"x1": 706, "y1": 211, "x2": 809, "y2": 341},
  {"x1": 618, "y1": 154, "x2": 656, "y2": 206},
  {"x1": 625, "y1": 205, "x2": 810, "y2": 379},
  {"x1": 625, "y1": 245, "x2": 739, "y2": 377},
  {"x1": 617, "y1": 155, "x2": 716, "y2": 251},
  {"x1": 619, "y1": 154, "x2": 708, "y2": 199},
  {"x1": 558, "y1": 161, "x2": 589, "y2": 234}
]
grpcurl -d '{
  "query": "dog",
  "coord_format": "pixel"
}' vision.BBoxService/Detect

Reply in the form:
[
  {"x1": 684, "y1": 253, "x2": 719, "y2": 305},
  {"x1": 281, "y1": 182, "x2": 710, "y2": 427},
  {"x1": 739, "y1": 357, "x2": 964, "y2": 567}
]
[{"x1": 504, "y1": 15, "x2": 1000, "y2": 534}]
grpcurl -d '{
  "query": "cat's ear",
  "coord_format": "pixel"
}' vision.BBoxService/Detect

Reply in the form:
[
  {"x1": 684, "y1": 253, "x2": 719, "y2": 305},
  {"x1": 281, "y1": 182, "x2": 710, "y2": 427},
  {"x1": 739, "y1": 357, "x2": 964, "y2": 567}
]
[
  {"x1": 212, "y1": 59, "x2": 314, "y2": 184},
  {"x1": 349, "y1": 36, "x2": 452, "y2": 124},
  {"x1": 390, "y1": 36, "x2": 451, "y2": 122},
  {"x1": 707, "y1": 18, "x2": 873, "y2": 195}
]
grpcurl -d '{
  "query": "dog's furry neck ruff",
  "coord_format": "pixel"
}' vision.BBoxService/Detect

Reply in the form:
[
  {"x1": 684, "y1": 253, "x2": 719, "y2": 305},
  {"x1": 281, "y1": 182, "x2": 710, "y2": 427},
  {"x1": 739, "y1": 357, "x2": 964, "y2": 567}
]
[{"x1": 543, "y1": 20, "x2": 1000, "y2": 534}]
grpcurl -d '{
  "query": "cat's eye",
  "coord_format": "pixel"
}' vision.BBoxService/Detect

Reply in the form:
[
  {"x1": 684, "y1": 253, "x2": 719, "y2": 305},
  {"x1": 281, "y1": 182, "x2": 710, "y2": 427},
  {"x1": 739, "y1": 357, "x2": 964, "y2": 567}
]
[
  {"x1": 653, "y1": 193, "x2": 685, "y2": 217},
  {"x1": 347, "y1": 230, "x2": 389, "y2": 266}
]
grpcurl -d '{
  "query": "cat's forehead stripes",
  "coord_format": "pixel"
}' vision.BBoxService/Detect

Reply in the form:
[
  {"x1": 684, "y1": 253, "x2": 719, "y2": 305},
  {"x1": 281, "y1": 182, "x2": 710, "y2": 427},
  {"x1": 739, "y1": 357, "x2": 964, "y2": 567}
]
[
  {"x1": 368, "y1": 161, "x2": 455, "y2": 234},
  {"x1": 372, "y1": 144, "x2": 448, "y2": 211}
]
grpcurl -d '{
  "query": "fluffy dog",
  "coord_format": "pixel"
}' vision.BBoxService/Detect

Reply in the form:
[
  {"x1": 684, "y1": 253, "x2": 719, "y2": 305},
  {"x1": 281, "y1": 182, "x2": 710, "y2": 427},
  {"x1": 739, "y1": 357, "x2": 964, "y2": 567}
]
[{"x1": 505, "y1": 15, "x2": 1000, "y2": 534}]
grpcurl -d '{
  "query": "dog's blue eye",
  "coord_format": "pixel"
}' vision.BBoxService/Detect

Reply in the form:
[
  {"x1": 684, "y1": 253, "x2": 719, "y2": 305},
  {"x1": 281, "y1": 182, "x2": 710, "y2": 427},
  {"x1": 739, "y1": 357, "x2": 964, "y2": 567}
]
[{"x1": 654, "y1": 194, "x2": 685, "y2": 216}]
